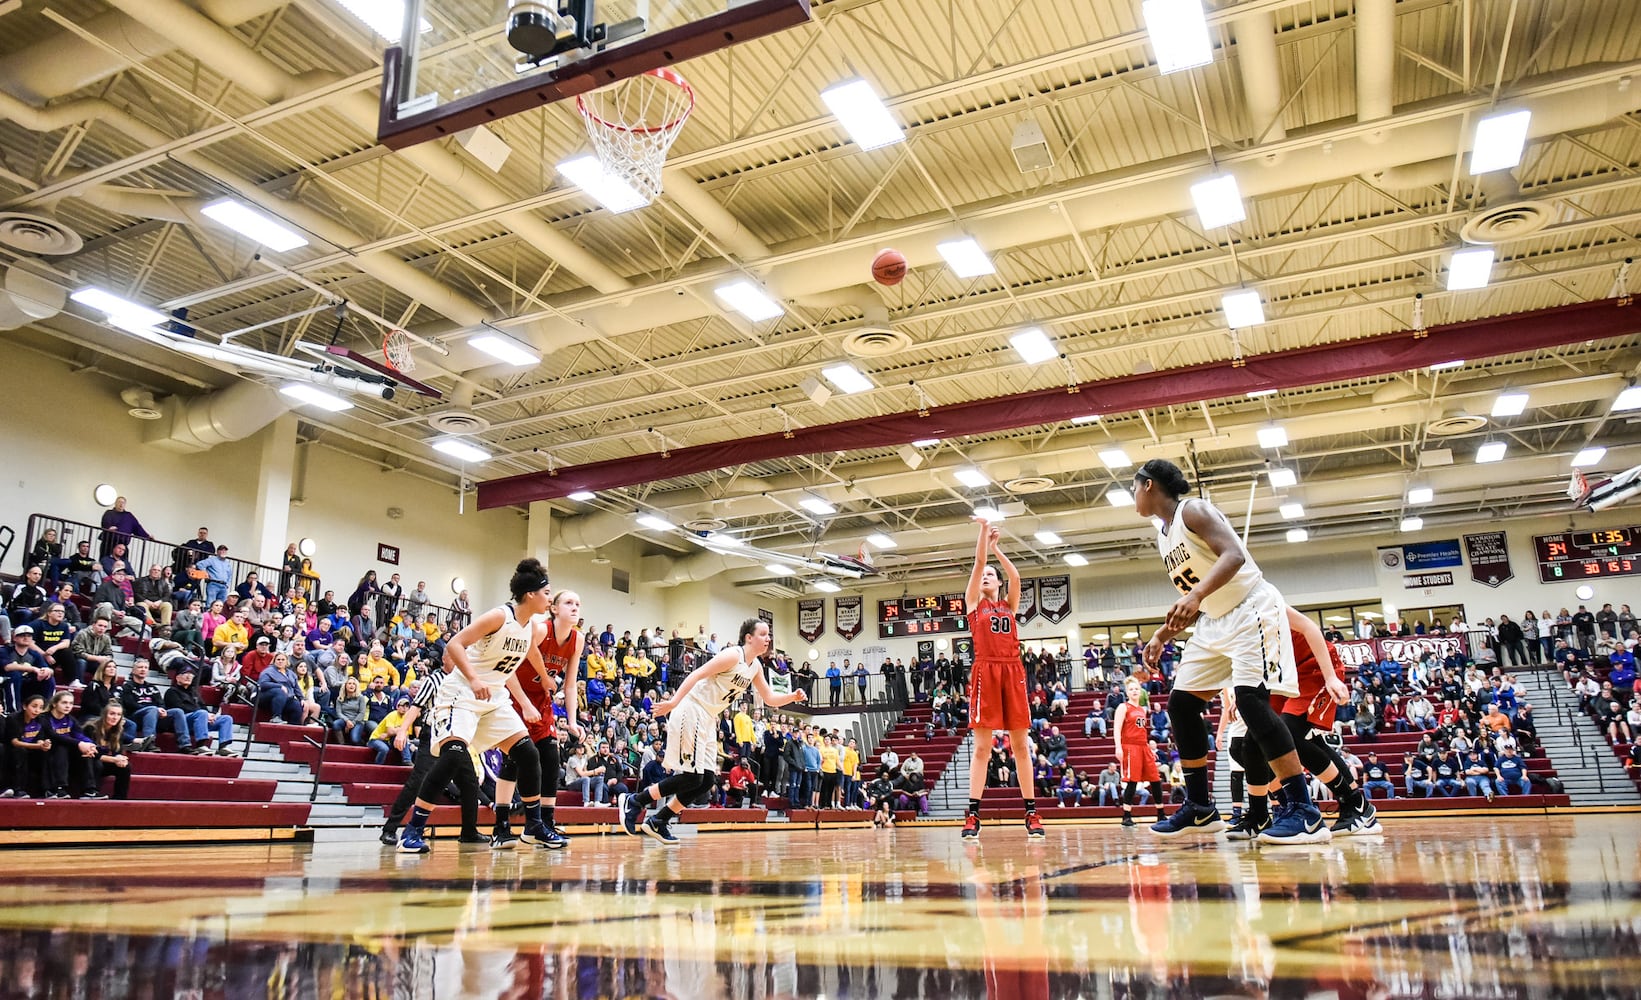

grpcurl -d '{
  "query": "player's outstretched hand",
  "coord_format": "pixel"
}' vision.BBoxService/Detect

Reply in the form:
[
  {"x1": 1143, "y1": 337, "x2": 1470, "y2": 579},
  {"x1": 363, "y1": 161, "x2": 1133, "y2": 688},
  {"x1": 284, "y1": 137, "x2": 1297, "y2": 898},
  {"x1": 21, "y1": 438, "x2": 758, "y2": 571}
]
[{"x1": 1142, "y1": 635, "x2": 1165, "y2": 668}]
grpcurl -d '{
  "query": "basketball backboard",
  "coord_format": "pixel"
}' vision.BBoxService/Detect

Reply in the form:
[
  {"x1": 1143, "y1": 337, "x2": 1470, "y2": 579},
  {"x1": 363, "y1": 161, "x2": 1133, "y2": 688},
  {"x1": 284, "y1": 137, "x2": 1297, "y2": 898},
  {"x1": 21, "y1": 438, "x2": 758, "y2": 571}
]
[{"x1": 376, "y1": 0, "x2": 811, "y2": 149}]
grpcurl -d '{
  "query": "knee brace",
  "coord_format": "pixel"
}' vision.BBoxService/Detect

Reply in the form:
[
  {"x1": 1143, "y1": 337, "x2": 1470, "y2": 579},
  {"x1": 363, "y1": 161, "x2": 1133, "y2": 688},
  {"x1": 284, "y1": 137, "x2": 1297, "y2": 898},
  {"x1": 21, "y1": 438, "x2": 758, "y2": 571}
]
[
  {"x1": 1165, "y1": 689, "x2": 1211, "y2": 759},
  {"x1": 536, "y1": 738, "x2": 561, "y2": 796},
  {"x1": 507, "y1": 738, "x2": 543, "y2": 798},
  {"x1": 418, "y1": 739, "x2": 469, "y2": 799},
  {"x1": 1282, "y1": 713, "x2": 1333, "y2": 775},
  {"x1": 497, "y1": 754, "x2": 519, "y2": 783},
  {"x1": 1234, "y1": 686, "x2": 1296, "y2": 759},
  {"x1": 1228, "y1": 734, "x2": 1252, "y2": 772}
]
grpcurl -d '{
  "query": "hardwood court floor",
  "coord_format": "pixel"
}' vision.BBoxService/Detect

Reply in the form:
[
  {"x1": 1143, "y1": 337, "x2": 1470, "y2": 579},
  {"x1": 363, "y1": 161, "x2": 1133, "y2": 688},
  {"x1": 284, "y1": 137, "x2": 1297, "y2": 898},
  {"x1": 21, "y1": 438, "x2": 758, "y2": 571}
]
[{"x1": 0, "y1": 814, "x2": 1636, "y2": 998}]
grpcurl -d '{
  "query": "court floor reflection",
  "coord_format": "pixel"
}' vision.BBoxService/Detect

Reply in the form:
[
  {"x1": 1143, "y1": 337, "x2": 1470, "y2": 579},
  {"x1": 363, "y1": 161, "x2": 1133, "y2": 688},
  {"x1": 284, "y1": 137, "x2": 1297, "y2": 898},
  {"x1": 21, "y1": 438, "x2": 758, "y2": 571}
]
[{"x1": 0, "y1": 814, "x2": 1635, "y2": 998}]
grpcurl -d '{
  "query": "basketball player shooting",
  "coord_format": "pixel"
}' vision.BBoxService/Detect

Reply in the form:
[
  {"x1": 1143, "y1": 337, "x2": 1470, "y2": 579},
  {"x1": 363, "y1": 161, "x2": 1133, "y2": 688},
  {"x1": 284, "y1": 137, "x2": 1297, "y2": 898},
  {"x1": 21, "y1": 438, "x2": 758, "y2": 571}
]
[
  {"x1": 962, "y1": 518, "x2": 1046, "y2": 842},
  {"x1": 1131, "y1": 459, "x2": 1329, "y2": 845}
]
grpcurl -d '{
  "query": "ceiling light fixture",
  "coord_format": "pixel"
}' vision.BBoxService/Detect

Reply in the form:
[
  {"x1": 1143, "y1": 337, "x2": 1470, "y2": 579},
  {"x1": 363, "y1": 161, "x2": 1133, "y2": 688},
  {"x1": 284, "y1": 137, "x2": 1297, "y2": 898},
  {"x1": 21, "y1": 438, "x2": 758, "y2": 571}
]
[
  {"x1": 912, "y1": 438, "x2": 941, "y2": 447},
  {"x1": 1071, "y1": 414, "x2": 1100, "y2": 425},
  {"x1": 1399, "y1": 516, "x2": 1424, "y2": 533},
  {"x1": 1286, "y1": 527, "x2": 1309, "y2": 543},
  {"x1": 1098, "y1": 448, "x2": 1132, "y2": 469},
  {"x1": 813, "y1": 580, "x2": 842, "y2": 593},
  {"x1": 635, "y1": 513, "x2": 673, "y2": 531},
  {"x1": 468, "y1": 329, "x2": 541, "y2": 367},
  {"x1": 972, "y1": 504, "x2": 1005, "y2": 521},
  {"x1": 201, "y1": 199, "x2": 309, "y2": 252},
  {"x1": 705, "y1": 532, "x2": 742, "y2": 546},
  {"x1": 1008, "y1": 327, "x2": 1058, "y2": 365},
  {"x1": 278, "y1": 383, "x2": 354, "y2": 412},
  {"x1": 1267, "y1": 467, "x2": 1298, "y2": 489},
  {"x1": 1476, "y1": 440, "x2": 1507, "y2": 463},
  {"x1": 431, "y1": 438, "x2": 492, "y2": 463},
  {"x1": 1279, "y1": 502, "x2": 1304, "y2": 519},
  {"x1": 558, "y1": 154, "x2": 649, "y2": 213},
  {"x1": 865, "y1": 533, "x2": 897, "y2": 549},
  {"x1": 1491, "y1": 392, "x2": 1528, "y2": 417},
  {"x1": 798, "y1": 496, "x2": 836, "y2": 515},
  {"x1": 954, "y1": 467, "x2": 989, "y2": 488},
  {"x1": 1247, "y1": 388, "x2": 1278, "y2": 398},
  {"x1": 1142, "y1": 0, "x2": 1213, "y2": 73},
  {"x1": 936, "y1": 237, "x2": 995, "y2": 277},
  {"x1": 714, "y1": 280, "x2": 784, "y2": 322},
  {"x1": 1428, "y1": 359, "x2": 1466, "y2": 371},
  {"x1": 821, "y1": 363, "x2": 873, "y2": 395},
  {"x1": 765, "y1": 562, "x2": 796, "y2": 575},
  {"x1": 1257, "y1": 425, "x2": 1288, "y2": 449},
  {"x1": 1407, "y1": 486, "x2": 1434, "y2": 505},
  {"x1": 1446, "y1": 247, "x2": 1495, "y2": 291},
  {"x1": 1611, "y1": 386, "x2": 1641, "y2": 411},
  {"x1": 1189, "y1": 173, "x2": 1246, "y2": 228},
  {"x1": 1572, "y1": 447, "x2": 1607, "y2": 468},
  {"x1": 1106, "y1": 487, "x2": 1134, "y2": 506},
  {"x1": 1034, "y1": 530, "x2": 1061, "y2": 545},
  {"x1": 333, "y1": 0, "x2": 428, "y2": 39},
  {"x1": 567, "y1": 490, "x2": 597, "y2": 501},
  {"x1": 820, "y1": 79, "x2": 904, "y2": 150},
  {"x1": 1222, "y1": 289, "x2": 1266, "y2": 328},
  {"x1": 1064, "y1": 553, "x2": 1090, "y2": 567},
  {"x1": 1470, "y1": 108, "x2": 1532, "y2": 174},
  {"x1": 70, "y1": 287, "x2": 166, "y2": 327}
]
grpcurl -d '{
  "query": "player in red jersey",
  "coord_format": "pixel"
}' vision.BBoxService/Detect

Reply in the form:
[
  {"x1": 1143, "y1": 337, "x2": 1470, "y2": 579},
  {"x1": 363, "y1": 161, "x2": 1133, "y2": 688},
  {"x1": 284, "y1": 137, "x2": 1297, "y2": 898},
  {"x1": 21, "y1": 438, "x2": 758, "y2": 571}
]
[
  {"x1": 493, "y1": 590, "x2": 585, "y2": 848},
  {"x1": 1227, "y1": 608, "x2": 1381, "y2": 839},
  {"x1": 1113, "y1": 674, "x2": 1166, "y2": 827},
  {"x1": 962, "y1": 518, "x2": 1044, "y2": 841}
]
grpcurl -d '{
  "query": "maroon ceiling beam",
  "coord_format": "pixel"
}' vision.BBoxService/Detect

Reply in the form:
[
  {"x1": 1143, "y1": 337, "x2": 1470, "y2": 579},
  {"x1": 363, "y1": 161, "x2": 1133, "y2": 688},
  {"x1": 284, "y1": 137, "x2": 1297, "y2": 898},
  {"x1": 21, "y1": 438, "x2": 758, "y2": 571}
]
[{"x1": 477, "y1": 298, "x2": 1639, "y2": 509}]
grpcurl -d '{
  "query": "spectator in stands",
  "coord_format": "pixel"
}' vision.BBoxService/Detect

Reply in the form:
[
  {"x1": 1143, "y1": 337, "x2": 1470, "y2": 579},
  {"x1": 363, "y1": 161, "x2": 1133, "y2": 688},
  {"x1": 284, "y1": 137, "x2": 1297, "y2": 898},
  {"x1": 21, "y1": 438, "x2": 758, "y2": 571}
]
[
  {"x1": 893, "y1": 761, "x2": 928, "y2": 815},
  {"x1": 63, "y1": 616, "x2": 114, "y2": 694},
  {"x1": 825, "y1": 661, "x2": 842, "y2": 707},
  {"x1": 840, "y1": 737, "x2": 861, "y2": 808},
  {"x1": 375, "y1": 573, "x2": 403, "y2": 624},
  {"x1": 1575, "y1": 672, "x2": 1602, "y2": 712},
  {"x1": 235, "y1": 572, "x2": 274, "y2": 603},
  {"x1": 98, "y1": 495, "x2": 150, "y2": 557},
  {"x1": 59, "y1": 539, "x2": 98, "y2": 594},
  {"x1": 1056, "y1": 768, "x2": 1081, "y2": 806},
  {"x1": 1572, "y1": 605, "x2": 1597, "y2": 652},
  {"x1": 27, "y1": 528, "x2": 62, "y2": 577},
  {"x1": 79, "y1": 660, "x2": 120, "y2": 725},
  {"x1": 1610, "y1": 650, "x2": 1636, "y2": 704},
  {"x1": 32, "y1": 603, "x2": 75, "y2": 687},
  {"x1": 192, "y1": 546, "x2": 230, "y2": 606},
  {"x1": 134, "y1": 565, "x2": 173, "y2": 631},
  {"x1": 8, "y1": 566, "x2": 50, "y2": 626},
  {"x1": 1, "y1": 694, "x2": 49, "y2": 797},
  {"x1": 172, "y1": 599, "x2": 204, "y2": 653},
  {"x1": 724, "y1": 757, "x2": 758, "y2": 807},
  {"x1": 3, "y1": 625, "x2": 54, "y2": 713},
  {"x1": 1462, "y1": 749, "x2": 1496, "y2": 800},
  {"x1": 213, "y1": 609, "x2": 250, "y2": 655},
  {"x1": 84, "y1": 702, "x2": 131, "y2": 800},
  {"x1": 447, "y1": 589, "x2": 471, "y2": 631},
  {"x1": 1494, "y1": 745, "x2": 1530, "y2": 796},
  {"x1": 43, "y1": 689, "x2": 99, "y2": 797},
  {"x1": 1361, "y1": 752, "x2": 1394, "y2": 799},
  {"x1": 1598, "y1": 700, "x2": 1631, "y2": 744},
  {"x1": 291, "y1": 662, "x2": 327, "y2": 723},
  {"x1": 1433, "y1": 748, "x2": 1463, "y2": 796},
  {"x1": 1405, "y1": 692, "x2": 1436, "y2": 731},
  {"x1": 164, "y1": 664, "x2": 236, "y2": 755},
  {"x1": 98, "y1": 542, "x2": 130, "y2": 584},
  {"x1": 117, "y1": 659, "x2": 164, "y2": 750},
  {"x1": 367, "y1": 696, "x2": 416, "y2": 765},
  {"x1": 802, "y1": 731, "x2": 823, "y2": 807},
  {"x1": 257, "y1": 652, "x2": 306, "y2": 725},
  {"x1": 331, "y1": 677, "x2": 370, "y2": 744},
  {"x1": 1405, "y1": 749, "x2": 1436, "y2": 797},
  {"x1": 1093, "y1": 761, "x2": 1120, "y2": 805}
]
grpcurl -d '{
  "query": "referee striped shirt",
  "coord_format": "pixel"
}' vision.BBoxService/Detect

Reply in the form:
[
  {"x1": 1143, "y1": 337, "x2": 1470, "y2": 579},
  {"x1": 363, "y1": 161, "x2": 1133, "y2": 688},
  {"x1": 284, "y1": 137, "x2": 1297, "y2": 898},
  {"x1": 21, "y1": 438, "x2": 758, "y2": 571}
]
[{"x1": 411, "y1": 668, "x2": 448, "y2": 713}]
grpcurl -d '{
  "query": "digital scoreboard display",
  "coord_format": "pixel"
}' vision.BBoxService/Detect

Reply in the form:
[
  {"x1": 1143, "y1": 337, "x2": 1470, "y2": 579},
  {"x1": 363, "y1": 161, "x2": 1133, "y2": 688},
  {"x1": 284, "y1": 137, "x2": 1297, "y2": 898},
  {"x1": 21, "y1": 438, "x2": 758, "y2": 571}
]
[
  {"x1": 1533, "y1": 527, "x2": 1641, "y2": 582},
  {"x1": 879, "y1": 594, "x2": 968, "y2": 638}
]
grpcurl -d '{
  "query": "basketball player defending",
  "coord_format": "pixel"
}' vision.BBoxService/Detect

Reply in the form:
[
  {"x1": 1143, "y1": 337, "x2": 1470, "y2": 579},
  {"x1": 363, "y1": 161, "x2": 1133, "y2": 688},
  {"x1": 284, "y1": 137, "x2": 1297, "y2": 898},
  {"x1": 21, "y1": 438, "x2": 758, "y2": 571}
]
[
  {"x1": 618, "y1": 618, "x2": 806, "y2": 845},
  {"x1": 1113, "y1": 675, "x2": 1166, "y2": 828},
  {"x1": 1131, "y1": 459, "x2": 1329, "y2": 844},
  {"x1": 398, "y1": 559, "x2": 554, "y2": 854},
  {"x1": 962, "y1": 519, "x2": 1046, "y2": 842},
  {"x1": 492, "y1": 589, "x2": 586, "y2": 849}
]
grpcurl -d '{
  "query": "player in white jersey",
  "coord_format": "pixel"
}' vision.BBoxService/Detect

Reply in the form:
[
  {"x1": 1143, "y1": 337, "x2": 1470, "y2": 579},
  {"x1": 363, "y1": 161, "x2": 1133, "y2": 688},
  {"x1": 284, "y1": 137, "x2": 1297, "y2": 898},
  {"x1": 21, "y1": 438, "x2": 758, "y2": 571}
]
[
  {"x1": 618, "y1": 617, "x2": 806, "y2": 844},
  {"x1": 1131, "y1": 459, "x2": 1328, "y2": 844},
  {"x1": 398, "y1": 558, "x2": 553, "y2": 854}
]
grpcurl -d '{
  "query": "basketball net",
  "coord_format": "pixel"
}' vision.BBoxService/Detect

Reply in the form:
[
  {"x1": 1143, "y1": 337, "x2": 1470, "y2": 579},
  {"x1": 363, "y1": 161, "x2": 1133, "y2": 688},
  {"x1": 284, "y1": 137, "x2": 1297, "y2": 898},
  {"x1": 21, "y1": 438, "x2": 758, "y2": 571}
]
[
  {"x1": 382, "y1": 329, "x2": 415, "y2": 373},
  {"x1": 576, "y1": 67, "x2": 695, "y2": 204}
]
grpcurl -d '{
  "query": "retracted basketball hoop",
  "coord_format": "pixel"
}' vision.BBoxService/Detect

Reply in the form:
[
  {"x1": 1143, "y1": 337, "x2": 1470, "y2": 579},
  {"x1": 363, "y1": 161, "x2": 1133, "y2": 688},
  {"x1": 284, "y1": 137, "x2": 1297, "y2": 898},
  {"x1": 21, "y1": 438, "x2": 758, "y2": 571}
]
[
  {"x1": 575, "y1": 66, "x2": 695, "y2": 204},
  {"x1": 382, "y1": 328, "x2": 416, "y2": 374}
]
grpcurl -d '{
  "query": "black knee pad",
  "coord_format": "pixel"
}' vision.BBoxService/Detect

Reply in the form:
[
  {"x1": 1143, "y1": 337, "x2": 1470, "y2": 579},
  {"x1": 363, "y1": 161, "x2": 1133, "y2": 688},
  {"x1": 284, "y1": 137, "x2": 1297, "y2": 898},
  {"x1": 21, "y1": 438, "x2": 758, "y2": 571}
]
[
  {"x1": 1166, "y1": 689, "x2": 1211, "y2": 759},
  {"x1": 1234, "y1": 686, "x2": 1296, "y2": 759},
  {"x1": 420, "y1": 739, "x2": 470, "y2": 792},
  {"x1": 1235, "y1": 734, "x2": 1275, "y2": 786},
  {"x1": 508, "y1": 738, "x2": 542, "y2": 798},
  {"x1": 1228, "y1": 734, "x2": 1251, "y2": 771},
  {"x1": 536, "y1": 738, "x2": 561, "y2": 793},
  {"x1": 498, "y1": 755, "x2": 519, "y2": 782},
  {"x1": 1282, "y1": 713, "x2": 1331, "y2": 774}
]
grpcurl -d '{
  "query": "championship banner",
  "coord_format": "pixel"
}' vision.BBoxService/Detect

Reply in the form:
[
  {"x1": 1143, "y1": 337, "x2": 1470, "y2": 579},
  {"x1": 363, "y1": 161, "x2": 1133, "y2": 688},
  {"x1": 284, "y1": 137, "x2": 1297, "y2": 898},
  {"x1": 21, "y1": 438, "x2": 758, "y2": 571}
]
[
  {"x1": 1464, "y1": 531, "x2": 1514, "y2": 588},
  {"x1": 1333, "y1": 634, "x2": 1470, "y2": 669},
  {"x1": 796, "y1": 599, "x2": 825, "y2": 643},
  {"x1": 1017, "y1": 578, "x2": 1039, "y2": 625},
  {"x1": 834, "y1": 595, "x2": 863, "y2": 641},
  {"x1": 1038, "y1": 574, "x2": 1072, "y2": 623}
]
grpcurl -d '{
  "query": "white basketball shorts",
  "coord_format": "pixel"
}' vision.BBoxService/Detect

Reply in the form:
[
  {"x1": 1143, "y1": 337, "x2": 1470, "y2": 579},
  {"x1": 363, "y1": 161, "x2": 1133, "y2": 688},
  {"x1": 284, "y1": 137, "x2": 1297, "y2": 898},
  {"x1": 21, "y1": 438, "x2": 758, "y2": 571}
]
[{"x1": 1172, "y1": 579, "x2": 1298, "y2": 698}]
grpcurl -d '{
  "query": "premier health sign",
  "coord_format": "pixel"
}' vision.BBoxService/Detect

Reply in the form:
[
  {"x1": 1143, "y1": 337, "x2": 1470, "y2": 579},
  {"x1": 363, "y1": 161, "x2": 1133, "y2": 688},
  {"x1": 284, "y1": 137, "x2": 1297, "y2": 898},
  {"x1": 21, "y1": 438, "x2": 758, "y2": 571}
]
[{"x1": 1400, "y1": 540, "x2": 1463, "y2": 571}]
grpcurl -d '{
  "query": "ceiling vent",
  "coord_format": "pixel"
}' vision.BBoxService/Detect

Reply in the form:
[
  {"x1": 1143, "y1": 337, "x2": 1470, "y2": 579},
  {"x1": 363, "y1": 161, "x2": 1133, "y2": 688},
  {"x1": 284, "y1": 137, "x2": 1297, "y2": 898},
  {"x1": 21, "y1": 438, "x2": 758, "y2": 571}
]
[
  {"x1": 591, "y1": 550, "x2": 612, "y2": 565},
  {"x1": 1426, "y1": 408, "x2": 1487, "y2": 436},
  {"x1": 427, "y1": 409, "x2": 492, "y2": 435},
  {"x1": 1004, "y1": 475, "x2": 1056, "y2": 494},
  {"x1": 753, "y1": 578, "x2": 804, "y2": 600},
  {"x1": 1419, "y1": 448, "x2": 1455, "y2": 467},
  {"x1": 842, "y1": 326, "x2": 912, "y2": 358},
  {"x1": 119, "y1": 387, "x2": 163, "y2": 420},
  {"x1": 1460, "y1": 199, "x2": 1554, "y2": 245},
  {"x1": 684, "y1": 515, "x2": 728, "y2": 533},
  {"x1": 0, "y1": 212, "x2": 83, "y2": 255}
]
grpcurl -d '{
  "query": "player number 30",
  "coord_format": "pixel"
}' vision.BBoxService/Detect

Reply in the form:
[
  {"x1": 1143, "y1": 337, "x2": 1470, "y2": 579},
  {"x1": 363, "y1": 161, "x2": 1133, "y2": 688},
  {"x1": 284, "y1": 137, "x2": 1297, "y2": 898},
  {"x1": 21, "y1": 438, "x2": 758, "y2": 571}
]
[{"x1": 987, "y1": 616, "x2": 1013, "y2": 634}]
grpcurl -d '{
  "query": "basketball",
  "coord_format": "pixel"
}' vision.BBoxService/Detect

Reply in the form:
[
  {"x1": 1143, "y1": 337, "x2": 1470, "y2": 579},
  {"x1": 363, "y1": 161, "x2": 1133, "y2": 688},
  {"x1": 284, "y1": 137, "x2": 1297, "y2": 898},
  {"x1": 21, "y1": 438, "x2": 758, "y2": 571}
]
[{"x1": 872, "y1": 248, "x2": 908, "y2": 286}]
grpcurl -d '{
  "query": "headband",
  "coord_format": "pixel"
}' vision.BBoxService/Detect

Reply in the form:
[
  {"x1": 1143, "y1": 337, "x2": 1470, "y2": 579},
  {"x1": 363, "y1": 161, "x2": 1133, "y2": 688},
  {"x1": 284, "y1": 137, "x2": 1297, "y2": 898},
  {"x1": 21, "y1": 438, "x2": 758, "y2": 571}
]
[{"x1": 517, "y1": 573, "x2": 549, "y2": 595}]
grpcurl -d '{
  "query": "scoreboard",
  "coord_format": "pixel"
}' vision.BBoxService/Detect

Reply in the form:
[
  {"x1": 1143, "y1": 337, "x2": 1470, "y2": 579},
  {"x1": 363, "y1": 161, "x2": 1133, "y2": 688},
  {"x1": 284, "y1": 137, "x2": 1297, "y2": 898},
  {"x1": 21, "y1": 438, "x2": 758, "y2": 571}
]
[
  {"x1": 879, "y1": 593, "x2": 969, "y2": 638},
  {"x1": 1532, "y1": 527, "x2": 1641, "y2": 582}
]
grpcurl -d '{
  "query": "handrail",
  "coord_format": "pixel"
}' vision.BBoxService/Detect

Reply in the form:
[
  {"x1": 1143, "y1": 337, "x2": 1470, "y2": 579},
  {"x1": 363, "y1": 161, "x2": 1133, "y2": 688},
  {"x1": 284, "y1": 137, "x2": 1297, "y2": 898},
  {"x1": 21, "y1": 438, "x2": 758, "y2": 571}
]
[{"x1": 302, "y1": 734, "x2": 327, "y2": 803}]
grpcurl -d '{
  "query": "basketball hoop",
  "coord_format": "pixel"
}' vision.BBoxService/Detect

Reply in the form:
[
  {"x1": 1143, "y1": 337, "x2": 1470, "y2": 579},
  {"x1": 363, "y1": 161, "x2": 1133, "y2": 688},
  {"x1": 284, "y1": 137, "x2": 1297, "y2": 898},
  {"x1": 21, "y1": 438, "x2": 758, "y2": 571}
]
[
  {"x1": 382, "y1": 329, "x2": 416, "y2": 374},
  {"x1": 575, "y1": 67, "x2": 695, "y2": 205}
]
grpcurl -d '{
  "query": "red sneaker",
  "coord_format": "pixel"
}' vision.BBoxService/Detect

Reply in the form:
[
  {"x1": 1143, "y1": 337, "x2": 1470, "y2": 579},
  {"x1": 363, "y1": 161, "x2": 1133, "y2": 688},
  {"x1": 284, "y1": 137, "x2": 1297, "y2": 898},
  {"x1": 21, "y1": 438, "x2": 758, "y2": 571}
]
[
  {"x1": 1024, "y1": 810, "x2": 1045, "y2": 840},
  {"x1": 961, "y1": 812, "x2": 980, "y2": 841}
]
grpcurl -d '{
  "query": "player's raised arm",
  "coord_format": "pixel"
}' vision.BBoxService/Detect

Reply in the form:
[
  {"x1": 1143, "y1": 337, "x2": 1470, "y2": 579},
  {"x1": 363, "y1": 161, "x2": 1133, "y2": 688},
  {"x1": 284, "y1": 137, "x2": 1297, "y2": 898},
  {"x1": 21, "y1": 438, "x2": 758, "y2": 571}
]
[
  {"x1": 965, "y1": 517, "x2": 990, "y2": 610},
  {"x1": 990, "y1": 527, "x2": 1022, "y2": 615}
]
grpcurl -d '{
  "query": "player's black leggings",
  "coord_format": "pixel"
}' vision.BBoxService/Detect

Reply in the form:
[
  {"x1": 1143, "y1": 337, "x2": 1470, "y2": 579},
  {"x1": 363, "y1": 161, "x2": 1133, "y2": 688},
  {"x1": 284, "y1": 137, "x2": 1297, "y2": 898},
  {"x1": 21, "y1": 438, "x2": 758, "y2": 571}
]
[
  {"x1": 1122, "y1": 780, "x2": 1165, "y2": 817},
  {"x1": 654, "y1": 770, "x2": 715, "y2": 811},
  {"x1": 536, "y1": 737, "x2": 562, "y2": 799}
]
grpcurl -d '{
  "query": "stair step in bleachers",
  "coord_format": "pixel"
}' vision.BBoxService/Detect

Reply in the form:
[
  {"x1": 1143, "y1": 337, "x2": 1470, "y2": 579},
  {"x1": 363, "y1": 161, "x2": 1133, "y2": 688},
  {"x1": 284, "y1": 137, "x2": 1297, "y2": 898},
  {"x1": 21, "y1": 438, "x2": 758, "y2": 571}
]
[
  {"x1": 316, "y1": 761, "x2": 413, "y2": 785},
  {"x1": 128, "y1": 751, "x2": 244, "y2": 778},
  {"x1": 114, "y1": 775, "x2": 278, "y2": 802},
  {"x1": 0, "y1": 800, "x2": 311, "y2": 829}
]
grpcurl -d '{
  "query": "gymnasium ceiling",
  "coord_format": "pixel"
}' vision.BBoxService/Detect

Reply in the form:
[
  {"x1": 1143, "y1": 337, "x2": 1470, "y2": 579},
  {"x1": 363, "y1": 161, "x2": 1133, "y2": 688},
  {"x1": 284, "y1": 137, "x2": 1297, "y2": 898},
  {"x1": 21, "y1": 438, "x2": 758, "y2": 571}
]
[{"x1": 3, "y1": 0, "x2": 1641, "y2": 589}]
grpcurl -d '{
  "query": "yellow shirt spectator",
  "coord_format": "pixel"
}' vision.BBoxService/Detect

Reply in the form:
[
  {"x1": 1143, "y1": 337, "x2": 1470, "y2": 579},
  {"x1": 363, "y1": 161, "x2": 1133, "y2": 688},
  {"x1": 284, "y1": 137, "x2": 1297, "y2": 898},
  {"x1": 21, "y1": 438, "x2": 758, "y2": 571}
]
[
  {"x1": 588, "y1": 652, "x2": 617, "y2": 682},
  {"x1": 733, "y1": 709, "x2": 754, "y2": 746},
  {"x1": 370, "y1": 709, "x2": 410, "y2": 743},
  {"x1": 626, "y1": 654, "x2": 655, "y2": 680},
  {"x1": 841, "y1": 745, "x2": 860, "y2": 779},
  {"x1": 212, "y1": 618, "x2": 248, "y2": 653},
  {"x1": 420, "y1": 621, "x2": 442, "y2": 643},
  {"x1": 363, "y1": 655, "x2": 401, "y2": 689},
  {"x1": 820, "y1": 742, "x2": 840, "y2": 774}
]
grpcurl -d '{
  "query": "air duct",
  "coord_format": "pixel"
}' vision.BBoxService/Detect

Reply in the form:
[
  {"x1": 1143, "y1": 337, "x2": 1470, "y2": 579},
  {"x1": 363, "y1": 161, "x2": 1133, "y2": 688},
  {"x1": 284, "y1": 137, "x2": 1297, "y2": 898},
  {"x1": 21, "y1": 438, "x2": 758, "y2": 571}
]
[
  {"x1": 0, "y1": 263, "x2": 65, "y2": 330},
  {"x1": 1233, "y1": 11, "x2": 1286, "y2": 147},
  {"x1": 1355, "y1": 0, "x2": 1396, "y2": 139},
  {"x1": 142, "y1": 380, "x2": 292, "y2": 453}
]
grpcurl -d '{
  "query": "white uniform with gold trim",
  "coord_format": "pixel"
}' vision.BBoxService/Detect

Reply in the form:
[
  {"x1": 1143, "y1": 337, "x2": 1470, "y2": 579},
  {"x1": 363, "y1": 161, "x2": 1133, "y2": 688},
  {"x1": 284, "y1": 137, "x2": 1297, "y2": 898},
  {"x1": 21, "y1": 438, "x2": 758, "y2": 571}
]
[
  {"x1": 1158, "y1": 499, "x2": 1297, "y2": 697},
  {"x1": 428, "y1": 603, "x2": 533, "y2": 755},
  {"x1": 663, "y1": 645, "x2": 759, "y2": 774}
]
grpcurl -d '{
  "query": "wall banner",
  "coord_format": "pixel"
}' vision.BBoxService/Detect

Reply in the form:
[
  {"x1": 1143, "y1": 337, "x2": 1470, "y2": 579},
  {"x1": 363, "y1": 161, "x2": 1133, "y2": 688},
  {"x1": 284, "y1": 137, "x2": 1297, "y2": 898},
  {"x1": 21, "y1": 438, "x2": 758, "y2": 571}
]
[
  {"x1": 796, "y1": 599, "x2": 825, "y2": 643},
  {"x1": 834, "y1": 595, "x2": 863, "y2": 641},
  {"x1": 1038, "y1": 575, "x2": 1072, "y2": 623}
]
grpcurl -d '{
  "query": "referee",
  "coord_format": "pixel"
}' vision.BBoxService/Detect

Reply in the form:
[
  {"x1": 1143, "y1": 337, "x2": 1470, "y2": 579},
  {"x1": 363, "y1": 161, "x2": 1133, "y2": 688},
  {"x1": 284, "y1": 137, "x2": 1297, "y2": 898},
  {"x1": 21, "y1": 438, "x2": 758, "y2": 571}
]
[{"x1": 378, "y1": 667, "x2": 486, "y2": 845}]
